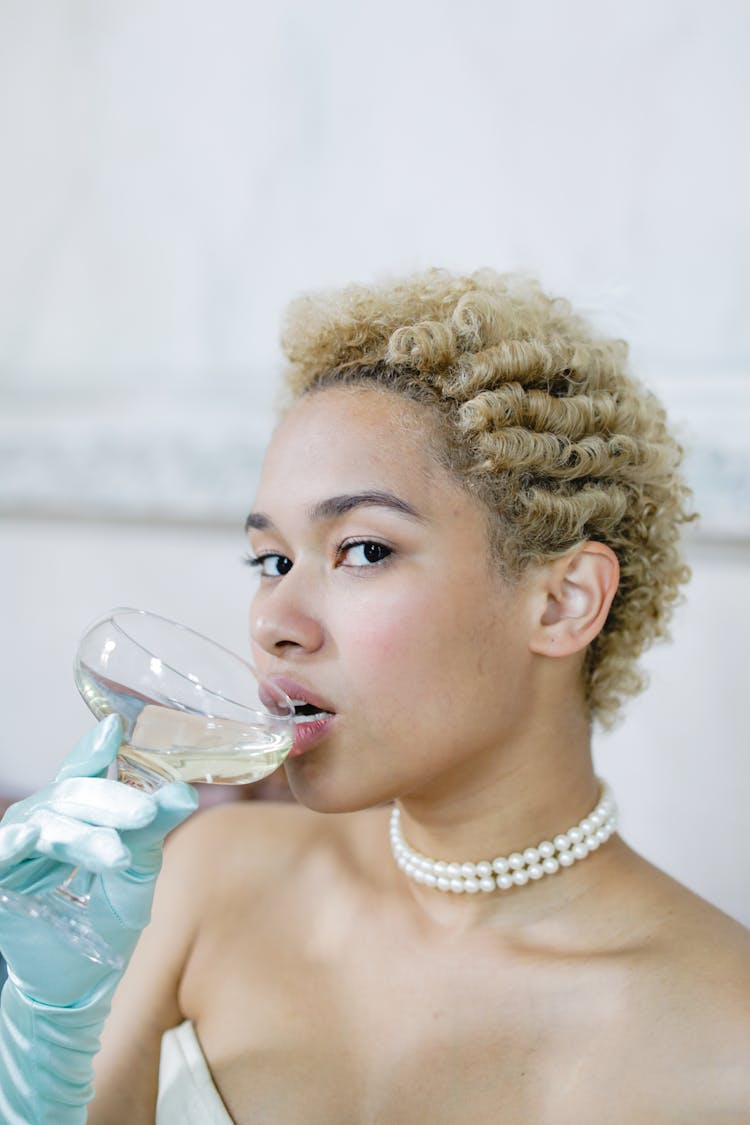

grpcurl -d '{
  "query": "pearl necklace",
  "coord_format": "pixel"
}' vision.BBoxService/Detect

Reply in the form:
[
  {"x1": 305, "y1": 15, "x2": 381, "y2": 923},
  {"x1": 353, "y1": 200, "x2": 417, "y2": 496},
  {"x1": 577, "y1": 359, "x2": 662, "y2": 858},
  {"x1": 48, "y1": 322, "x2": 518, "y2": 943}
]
[{"x1": 389, "y1": 780, "x2": 617, "y2": 894}]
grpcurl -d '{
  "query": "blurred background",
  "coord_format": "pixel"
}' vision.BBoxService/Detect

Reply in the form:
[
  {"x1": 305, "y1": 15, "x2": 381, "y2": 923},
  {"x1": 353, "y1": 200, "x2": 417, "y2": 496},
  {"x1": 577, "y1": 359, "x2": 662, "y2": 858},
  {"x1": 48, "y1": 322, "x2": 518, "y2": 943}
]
[{"x1": 1, "y1": 1, "x2": 748, "y2": 924}]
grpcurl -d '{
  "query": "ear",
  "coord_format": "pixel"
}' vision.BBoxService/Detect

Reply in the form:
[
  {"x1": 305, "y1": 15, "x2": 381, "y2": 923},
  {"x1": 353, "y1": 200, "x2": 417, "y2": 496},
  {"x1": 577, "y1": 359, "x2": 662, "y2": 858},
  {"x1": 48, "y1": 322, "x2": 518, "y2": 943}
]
[{"x1": 528, "y1": 542, "x2": 619, "y2": 658}]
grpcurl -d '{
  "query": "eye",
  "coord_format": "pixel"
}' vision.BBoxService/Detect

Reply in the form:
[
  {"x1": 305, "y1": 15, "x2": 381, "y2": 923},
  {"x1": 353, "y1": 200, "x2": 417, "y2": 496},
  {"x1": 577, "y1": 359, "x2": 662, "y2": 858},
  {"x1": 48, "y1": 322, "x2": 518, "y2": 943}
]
[
  {"x1": 339, "y1": 540, "x2": 392, "y2": 567},
  {"x1": 245, "y1": 553, "x2": 293, "y2": 577}
]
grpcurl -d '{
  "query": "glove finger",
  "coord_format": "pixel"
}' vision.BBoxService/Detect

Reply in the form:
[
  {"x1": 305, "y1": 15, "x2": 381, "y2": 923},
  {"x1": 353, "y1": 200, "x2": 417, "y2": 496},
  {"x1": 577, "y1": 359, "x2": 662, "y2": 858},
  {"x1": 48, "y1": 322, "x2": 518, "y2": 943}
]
[
  {"x1": 26, "y1": 809, "x2": 133, "y2": 871},
  {"x1": 122, "y1": 781, "x2": 199, "y2": 868},
  {"x1": 0, "y1": 823, "x2": 40, "y2": 869},
  {"x1": 153, "y1": 780, "x2": 200, "y2": 828},
  {"x1": 0, "y1": 852, "x2": 66, "y2": 895},
  {"x1": 40, "y1": 777, "x2": 157, "y2": 830},
  {"x1": 54, "y1": 714, "x2": 123, "y2": 781},
  {"x1": 98, "y1": 783, "x2": 197, "y2": 930}
]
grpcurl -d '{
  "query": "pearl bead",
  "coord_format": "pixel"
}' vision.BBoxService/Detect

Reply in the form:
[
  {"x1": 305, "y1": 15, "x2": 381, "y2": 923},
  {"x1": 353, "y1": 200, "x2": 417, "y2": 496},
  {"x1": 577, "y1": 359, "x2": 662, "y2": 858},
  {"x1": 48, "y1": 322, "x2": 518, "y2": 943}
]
[{"x1": 388, "y1": 781, "x2": 617, "y2": 896}]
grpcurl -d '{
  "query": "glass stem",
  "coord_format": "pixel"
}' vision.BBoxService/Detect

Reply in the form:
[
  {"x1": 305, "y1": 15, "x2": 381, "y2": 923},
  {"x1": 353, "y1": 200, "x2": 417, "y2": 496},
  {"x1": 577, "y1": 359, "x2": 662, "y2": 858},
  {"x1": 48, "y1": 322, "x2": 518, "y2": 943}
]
[
  {"x1": 115, "y1": 752, "x2": 162, "y2": 792},
  {"x1": 54, "y1": 866, "x2": 95, "y2": 908}
]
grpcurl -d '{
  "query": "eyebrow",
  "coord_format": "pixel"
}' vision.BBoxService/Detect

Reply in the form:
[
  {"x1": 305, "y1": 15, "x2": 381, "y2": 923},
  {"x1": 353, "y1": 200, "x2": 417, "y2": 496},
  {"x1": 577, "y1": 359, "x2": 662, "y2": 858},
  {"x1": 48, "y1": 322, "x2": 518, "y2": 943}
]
[{"x1": 245, "y1": 490, "x2": 426, "y2": 533}]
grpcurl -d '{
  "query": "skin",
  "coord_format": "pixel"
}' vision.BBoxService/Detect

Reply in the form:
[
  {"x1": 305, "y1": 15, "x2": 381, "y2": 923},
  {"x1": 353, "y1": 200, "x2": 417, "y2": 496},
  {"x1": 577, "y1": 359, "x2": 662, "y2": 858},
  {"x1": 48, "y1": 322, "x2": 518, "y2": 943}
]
[{"x1": 91, "y1": 387, "x2": 750, "y2": 1124}]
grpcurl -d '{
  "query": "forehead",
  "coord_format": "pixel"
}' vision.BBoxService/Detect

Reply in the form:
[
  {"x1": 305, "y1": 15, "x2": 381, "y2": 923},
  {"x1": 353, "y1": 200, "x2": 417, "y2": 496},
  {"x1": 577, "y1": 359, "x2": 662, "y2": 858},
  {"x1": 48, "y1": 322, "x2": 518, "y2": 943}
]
[{"x1": 256, "y1": 386, "x2": 457, "y2": 508}]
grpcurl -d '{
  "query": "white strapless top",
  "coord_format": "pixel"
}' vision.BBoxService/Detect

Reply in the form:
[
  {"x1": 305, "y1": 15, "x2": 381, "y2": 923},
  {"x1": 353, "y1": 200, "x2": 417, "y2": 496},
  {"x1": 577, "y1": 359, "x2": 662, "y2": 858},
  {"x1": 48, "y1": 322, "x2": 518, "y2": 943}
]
[{"x1": 157, "y1": 1020, "x2": 235, "y2": 1124}]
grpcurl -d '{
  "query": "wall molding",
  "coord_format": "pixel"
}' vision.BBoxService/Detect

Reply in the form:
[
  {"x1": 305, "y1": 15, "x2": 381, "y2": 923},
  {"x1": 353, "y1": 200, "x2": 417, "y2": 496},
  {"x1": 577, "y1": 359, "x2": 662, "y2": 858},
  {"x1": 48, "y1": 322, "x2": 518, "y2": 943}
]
[
  {"x1": 2, "y1": 377, "x2": 749, "y2": 537},
  {"x1": 0, "y1": 390, "x2": 274, "y2": 525}
]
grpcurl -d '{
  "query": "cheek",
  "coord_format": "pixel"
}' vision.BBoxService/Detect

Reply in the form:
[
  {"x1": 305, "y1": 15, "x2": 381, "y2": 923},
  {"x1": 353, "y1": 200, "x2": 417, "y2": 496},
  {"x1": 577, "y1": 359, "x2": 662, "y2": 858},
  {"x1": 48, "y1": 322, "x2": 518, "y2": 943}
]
[
  {"x1": 346, "y1": 606, "x2": 428, "y2": 679},
  {"x1": 339, "y1": 579, "x2": 494, "y2": 697}
]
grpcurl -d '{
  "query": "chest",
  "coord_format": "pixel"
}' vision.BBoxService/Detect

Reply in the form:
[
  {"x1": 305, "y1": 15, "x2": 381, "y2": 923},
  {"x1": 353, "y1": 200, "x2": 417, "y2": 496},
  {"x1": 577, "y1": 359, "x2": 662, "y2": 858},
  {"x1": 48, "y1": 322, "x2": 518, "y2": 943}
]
[
  {"x1": 177, "y1": 905, "x2": 691, "y2": 1125},
  {"x1": 189, "y1": 975, "x2": 563, "y2": 1124}
]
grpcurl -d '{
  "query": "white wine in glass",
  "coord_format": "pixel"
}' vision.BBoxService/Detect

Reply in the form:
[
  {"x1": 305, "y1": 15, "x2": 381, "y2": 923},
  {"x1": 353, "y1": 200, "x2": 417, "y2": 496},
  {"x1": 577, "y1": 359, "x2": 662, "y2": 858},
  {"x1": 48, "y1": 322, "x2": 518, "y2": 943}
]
[
  {"x1": 75, "y1": 608, "x2": 294, "y2": 791},
  {"x1": 0, "y1": 608, "x2": 294, "y2": 968}
]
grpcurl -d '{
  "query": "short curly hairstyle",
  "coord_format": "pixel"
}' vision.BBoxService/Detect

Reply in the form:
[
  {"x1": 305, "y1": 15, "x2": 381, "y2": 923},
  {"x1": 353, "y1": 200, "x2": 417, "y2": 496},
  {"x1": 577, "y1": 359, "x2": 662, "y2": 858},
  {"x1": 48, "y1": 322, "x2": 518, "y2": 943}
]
[{"x1": 280, "y1": 268, "x2": 696, "y2": 727}]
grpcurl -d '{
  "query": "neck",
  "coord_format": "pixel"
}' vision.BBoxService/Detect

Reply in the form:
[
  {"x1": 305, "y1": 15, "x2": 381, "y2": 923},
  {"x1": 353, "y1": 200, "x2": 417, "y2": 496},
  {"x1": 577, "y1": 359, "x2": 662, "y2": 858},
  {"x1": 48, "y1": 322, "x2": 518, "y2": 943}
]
[
  {"x1": 391, "y1": 717, "x2": 609, "y2": 928},
  {"x1": 399, "y1": 717, "x2": 596, "y2": 855}
]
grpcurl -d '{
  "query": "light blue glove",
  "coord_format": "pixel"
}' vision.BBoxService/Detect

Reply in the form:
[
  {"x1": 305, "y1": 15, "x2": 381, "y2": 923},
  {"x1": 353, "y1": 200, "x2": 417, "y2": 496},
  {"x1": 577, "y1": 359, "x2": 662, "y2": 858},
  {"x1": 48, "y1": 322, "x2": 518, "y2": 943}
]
[{"x1": 0, "y1": 715, "x2": 199, "y2": 1124}]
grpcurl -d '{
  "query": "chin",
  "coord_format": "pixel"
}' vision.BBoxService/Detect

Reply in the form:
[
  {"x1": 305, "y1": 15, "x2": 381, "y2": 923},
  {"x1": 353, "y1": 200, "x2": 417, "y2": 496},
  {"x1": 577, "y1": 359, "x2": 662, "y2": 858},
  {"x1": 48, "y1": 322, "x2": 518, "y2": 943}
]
[{"x1": 284, "y1": 760, "x2": 396, "y2": 816}]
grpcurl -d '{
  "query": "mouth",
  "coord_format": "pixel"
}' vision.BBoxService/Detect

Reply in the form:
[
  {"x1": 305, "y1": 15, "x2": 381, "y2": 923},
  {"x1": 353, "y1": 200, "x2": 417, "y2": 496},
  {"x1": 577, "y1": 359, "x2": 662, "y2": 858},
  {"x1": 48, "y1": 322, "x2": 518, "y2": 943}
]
[
  {"x1": 290, "y1": 700, "x2": 336, "y2": 725},
  {"x1": 266, "y1": 676, "x2": 337, "y2": 758},
  {"x1": 287, "y1": 705, "x2": 336, "y2": 758}
]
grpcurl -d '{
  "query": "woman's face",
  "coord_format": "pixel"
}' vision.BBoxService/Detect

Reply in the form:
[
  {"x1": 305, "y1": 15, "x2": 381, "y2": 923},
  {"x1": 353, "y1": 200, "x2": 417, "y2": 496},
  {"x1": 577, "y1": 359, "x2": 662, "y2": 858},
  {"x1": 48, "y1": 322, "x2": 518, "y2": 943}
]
[{"x1": 247, "y1": 386, "x2": 535, "y2": 813}]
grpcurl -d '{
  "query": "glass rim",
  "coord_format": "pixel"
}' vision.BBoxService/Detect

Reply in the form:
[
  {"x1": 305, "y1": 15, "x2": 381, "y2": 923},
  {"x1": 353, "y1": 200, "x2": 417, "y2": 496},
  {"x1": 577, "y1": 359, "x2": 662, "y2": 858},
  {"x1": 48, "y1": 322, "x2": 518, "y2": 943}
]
[{"x1": 76, "y1": 606, "x2": 293, "y2": 721}]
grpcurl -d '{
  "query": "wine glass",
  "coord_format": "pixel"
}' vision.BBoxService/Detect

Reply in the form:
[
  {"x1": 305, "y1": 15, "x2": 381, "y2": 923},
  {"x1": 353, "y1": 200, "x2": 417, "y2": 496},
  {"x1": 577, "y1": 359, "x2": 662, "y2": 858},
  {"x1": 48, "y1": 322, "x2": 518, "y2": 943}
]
[{"x1": 0, "y1": 608, "x2": 294, "y2": 969}]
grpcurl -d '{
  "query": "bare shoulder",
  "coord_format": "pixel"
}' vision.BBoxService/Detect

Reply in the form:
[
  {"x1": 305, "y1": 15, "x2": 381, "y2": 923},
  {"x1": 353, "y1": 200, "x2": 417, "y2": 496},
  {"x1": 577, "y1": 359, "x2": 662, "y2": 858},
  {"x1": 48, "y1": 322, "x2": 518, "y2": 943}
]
[
  {"x1": 629, "y1": 851, "x2": 750, "y2": 991},
  {"x1": 169, "y1": 795, "x2": 339, "y2": 856},
  {"x1": 614, "y1": 848, "x2": 750, "y2": 1116},
  {"x1": 165, "y1": 796, "x2": 367, "y2": 896},
  {"x1": 91, "y1": 800, "x2": 348, "y2": 1123}
]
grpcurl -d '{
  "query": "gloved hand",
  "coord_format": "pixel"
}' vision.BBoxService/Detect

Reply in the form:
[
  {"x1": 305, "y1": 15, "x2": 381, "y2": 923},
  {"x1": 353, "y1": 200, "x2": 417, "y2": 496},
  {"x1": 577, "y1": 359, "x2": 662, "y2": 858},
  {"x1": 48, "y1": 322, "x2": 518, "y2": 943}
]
[{"x1": 0, "y1": 714, "x2": 199, "y2": 1124}]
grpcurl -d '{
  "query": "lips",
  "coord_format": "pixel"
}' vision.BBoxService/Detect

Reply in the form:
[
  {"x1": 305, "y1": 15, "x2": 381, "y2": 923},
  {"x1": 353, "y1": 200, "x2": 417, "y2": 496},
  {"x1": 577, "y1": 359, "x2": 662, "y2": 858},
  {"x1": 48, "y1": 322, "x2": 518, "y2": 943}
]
[
  {"x1": 289, "y1": 702, "x2": 334, "y2": 725},
  {"x1": 265, "y1": 676, "x2": 337, "y2": 758},
  {"x1": 266, "y1": 676, "x2": 336, "y2": 719}
]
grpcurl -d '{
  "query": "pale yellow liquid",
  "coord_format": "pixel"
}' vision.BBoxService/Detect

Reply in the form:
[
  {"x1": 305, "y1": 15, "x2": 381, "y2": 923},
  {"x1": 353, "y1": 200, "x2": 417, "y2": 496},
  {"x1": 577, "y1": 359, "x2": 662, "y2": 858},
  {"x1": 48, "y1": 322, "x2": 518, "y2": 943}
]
[
  {"x1": 118, "y1": 706, "x2": 293, "y2": 785},
  {"x1": 76, "y1": 667, "x2": 292, "y2": 786}
]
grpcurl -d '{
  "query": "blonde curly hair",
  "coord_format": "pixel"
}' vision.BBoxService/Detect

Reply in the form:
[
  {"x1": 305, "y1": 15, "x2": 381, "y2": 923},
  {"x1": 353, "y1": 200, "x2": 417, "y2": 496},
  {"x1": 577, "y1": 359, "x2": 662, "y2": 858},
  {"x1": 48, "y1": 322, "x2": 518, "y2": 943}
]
[{"x1": 281, "y1": 269, "x2": 695, "y2": 727}]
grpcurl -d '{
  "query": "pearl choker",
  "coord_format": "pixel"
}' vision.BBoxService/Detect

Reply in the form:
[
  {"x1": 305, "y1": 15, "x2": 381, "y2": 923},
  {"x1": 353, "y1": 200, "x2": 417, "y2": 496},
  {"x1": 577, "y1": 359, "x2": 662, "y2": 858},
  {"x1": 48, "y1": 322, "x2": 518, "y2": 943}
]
[{"x1": 389, "y1": 780, "x2": 617, "y2": 894}]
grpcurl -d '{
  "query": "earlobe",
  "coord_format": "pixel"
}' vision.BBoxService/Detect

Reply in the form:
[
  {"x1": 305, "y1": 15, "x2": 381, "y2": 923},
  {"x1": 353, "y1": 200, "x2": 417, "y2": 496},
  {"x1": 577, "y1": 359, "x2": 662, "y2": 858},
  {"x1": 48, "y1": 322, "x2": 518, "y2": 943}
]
[{"x1": 530, "y1": 542, "x2": 620, "y2": 658}]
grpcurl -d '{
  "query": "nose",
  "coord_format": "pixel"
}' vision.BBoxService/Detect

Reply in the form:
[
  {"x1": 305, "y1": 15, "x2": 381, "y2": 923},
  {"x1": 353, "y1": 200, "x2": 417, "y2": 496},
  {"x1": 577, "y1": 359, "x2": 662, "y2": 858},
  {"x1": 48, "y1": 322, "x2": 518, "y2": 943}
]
[{"x1": 250, "y1": 574, "x2": 325, "y2": 658}]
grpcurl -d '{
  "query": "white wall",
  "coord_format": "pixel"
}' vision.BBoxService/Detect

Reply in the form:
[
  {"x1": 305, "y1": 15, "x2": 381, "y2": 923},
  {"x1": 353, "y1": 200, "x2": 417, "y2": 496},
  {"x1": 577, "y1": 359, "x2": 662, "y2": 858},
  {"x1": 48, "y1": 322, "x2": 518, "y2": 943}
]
[
  {"x1": 1, "y1": 518, "x2": 748, "y2": 928},
  {"x1": 0, "y1": 3, "x2": 748, "y2": 929},
  {"x1": 592, "y1": 538, "x2": 750, "y2": 928},
  {"x1": 1, "y1": 0, "x2": 748, "y2": 391},
  {"x1": 1, "y1": 3, "x2": 749, "y2": 535}
]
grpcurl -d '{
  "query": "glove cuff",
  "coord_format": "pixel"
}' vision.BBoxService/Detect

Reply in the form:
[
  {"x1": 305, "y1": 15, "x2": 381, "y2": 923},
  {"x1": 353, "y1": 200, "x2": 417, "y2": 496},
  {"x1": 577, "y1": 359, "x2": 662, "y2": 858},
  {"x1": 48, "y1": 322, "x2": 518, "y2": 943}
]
[{"x1": 0, "y1": 974, "x2": 114, "y2": 1125}]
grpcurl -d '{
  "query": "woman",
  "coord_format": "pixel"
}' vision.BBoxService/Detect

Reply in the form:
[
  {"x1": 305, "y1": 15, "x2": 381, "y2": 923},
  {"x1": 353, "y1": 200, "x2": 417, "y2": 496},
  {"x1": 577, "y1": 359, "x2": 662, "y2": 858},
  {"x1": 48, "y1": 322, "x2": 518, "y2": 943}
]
[{"x1": 2, "y1": 270, "x2": 749, "y2": 1123}]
